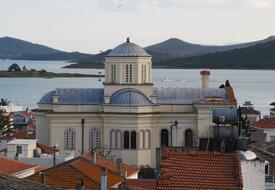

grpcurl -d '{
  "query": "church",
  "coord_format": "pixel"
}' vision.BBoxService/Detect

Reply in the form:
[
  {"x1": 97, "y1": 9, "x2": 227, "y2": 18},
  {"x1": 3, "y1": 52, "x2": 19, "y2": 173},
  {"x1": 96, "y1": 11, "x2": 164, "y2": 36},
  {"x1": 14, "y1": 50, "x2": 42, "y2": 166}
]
[{"x1": 33, "y1": 38, "x2": 237, "y2": 168}]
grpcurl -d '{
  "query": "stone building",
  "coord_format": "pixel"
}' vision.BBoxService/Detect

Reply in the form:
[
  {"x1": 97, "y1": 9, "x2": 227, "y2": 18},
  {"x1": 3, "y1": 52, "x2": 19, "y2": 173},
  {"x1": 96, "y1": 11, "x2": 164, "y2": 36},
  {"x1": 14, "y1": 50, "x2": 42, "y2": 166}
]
[{"x1": 33, "y1": 38, "x2": 237, "y2": 167}]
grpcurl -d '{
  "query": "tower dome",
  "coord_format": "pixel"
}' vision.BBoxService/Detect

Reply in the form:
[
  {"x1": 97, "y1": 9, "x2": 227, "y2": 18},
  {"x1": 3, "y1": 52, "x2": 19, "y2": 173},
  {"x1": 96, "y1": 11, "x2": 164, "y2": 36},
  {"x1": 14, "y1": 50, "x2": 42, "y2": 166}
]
[
  {"x1": 106, "y1": 38, "x2": 151, "y2": 57},
  {"x1": 110, "y1": 88, "x2": 152, "y2": 106}
]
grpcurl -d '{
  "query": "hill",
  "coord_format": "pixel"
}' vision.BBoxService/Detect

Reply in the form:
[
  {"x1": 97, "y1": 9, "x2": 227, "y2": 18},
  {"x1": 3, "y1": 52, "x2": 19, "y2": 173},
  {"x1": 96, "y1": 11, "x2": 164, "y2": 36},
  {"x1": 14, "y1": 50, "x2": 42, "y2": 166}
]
[
  {"x1": 145, "y1": 36, "x2": 275, "y2": 56},
  {"x1": 0, "y1": 36, "x2": 91, "y2": 60},
  {"x1": 154, "y1": 39, "x2": 275, "y2": 69}
]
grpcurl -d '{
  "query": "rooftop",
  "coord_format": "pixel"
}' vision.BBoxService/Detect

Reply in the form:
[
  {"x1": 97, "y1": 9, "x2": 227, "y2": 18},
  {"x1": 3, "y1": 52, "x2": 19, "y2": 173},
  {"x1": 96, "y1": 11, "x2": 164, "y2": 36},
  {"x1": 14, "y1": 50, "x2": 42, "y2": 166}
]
[
  {"x1": 0, "y1": 173, "x2": 62, "y2": 190},
  {"x1": 156, "y1": 148, "x2": 242, "y2": 190},
  {"x1": 253, "y1": 117, "x2": 275, "y2": 129},
  {"x1": 106, "y1": 38, "x2": 151, "y2": 57},
  {"x1": 0, "y1": 157, "x2": 42, "y2": 175},
  {"x1": 7, "y1": 139, "x2": 37, "y2": 145},
  {"x1": 38, "y1": 87, "x2": 232, "y2": 106},
  {"x1": 240, "y1": 107, "x2": 261, "y2": 115},
  {"x1": 28, "y1": 153, "x2": 139, "y2": 189}
]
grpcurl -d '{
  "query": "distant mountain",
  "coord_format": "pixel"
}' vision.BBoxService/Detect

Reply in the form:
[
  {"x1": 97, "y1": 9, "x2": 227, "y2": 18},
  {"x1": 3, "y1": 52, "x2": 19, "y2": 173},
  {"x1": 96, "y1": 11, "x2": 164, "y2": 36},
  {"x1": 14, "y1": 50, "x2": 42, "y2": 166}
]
[
  {"x1": 0, "y1": 36, "x2": 91, "y2": 60},
  {"x1": 154, "y1": 39, "x2": 275, "y2": 69},
  {"x1": 145, "y1": 36, "x2": 275, "y2": 57}
]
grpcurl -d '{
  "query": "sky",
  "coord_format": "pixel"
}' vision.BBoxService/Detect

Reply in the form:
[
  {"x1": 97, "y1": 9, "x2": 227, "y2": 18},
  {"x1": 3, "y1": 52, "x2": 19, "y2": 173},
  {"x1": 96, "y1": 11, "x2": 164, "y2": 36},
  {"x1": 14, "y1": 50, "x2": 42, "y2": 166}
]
[{"x1": 1, "y1": 0, "x2": 275, "y2": 53}]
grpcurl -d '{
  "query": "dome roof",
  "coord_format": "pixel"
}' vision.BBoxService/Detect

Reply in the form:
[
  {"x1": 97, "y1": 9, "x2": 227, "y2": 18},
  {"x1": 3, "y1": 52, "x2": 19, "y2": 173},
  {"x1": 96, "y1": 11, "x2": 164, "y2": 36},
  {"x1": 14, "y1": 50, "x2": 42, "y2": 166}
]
[
  {"x1": 110, "y1": 88, "x2": 153, "y2": 106},
  {"x1": 106, "y1": 38, "x2": 151, "y2": 57}
]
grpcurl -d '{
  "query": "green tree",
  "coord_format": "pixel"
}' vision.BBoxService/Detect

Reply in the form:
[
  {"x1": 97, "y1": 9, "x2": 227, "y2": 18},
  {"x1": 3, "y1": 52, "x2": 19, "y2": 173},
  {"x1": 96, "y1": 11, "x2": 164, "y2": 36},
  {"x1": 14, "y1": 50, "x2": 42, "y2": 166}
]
[
  {"x1": 0, "y1": 98, "x2": 10, "y2": 106},
  {"x1": 8, "y1": 63, "x2": 21, "y2": 72}
]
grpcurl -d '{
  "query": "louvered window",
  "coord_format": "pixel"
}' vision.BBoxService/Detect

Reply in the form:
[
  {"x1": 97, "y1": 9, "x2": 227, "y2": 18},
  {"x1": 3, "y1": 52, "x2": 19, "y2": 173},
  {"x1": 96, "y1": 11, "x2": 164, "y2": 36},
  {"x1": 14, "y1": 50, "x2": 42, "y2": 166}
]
[
  {"x1": 64, "y1": 128, "x2": 76, "y2": 150},
  {"x1": 89, "y1": 128, "x2": 100, "y2": 150}
]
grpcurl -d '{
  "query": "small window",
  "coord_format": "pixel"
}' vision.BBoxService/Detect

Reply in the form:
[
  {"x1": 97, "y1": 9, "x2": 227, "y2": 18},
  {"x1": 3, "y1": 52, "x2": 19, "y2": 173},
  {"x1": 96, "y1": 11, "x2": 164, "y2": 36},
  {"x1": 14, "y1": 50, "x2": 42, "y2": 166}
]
[
  {"x1": 16, "y1": 146, "x2": 22, "y2": 154},
  {"x1": 161, "y1": 129, "x2": 169, "y2": 147},
  {"x1": 124, "y1": 131, "x2": 130, "y2": 149},
  {"x1": 142, "y1": 65, "x2": 147, "y2": 83},
  {"x1": 125, "y1": 64, "x2": 133, "y2": 83},
  {"x1": 111, "y1": 64, "x2": 116, "y2": 83},
  {"x1": 131, "y1": 131, "x2": 137, "y2": 149},
  {"x1": 64, "y1": 128, "x2": 76, "y2": 150},
  {"x1": 265, "y1": 161, "x2": 270, "y2": 176},
  {"x1": 89, "y1": 128, "x2": 100, "y2": 150}
]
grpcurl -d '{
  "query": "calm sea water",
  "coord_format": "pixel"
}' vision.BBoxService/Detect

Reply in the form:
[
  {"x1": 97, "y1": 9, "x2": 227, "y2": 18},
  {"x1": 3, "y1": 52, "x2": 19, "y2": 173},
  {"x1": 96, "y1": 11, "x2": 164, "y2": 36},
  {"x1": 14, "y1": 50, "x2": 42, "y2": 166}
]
[{"x1": 0, "y1": 59, "x2": 274, "y2": 116}]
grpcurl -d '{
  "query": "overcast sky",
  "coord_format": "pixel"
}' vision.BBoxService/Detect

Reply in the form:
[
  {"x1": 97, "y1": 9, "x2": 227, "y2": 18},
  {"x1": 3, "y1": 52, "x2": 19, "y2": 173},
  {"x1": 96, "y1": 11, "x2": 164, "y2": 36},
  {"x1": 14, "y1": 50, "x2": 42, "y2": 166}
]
[{"x1": 1, "y1": 0, "x2": 275, "y2": 53}]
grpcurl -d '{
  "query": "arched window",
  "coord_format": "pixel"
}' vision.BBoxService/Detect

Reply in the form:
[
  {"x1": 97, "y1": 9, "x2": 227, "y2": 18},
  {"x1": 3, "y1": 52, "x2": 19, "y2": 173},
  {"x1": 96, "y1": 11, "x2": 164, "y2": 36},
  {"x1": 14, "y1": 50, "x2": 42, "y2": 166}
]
[
  {"x1": 116, "y1": 130, "x2": 122, "y2": 149},
  {"x1": 185, "y1": 129, "x2": 193, "y2": 148},
  {"x1": 111, "y1": 64, "x2": 116, "y2": 83},
  {"x1": 131, "y1": 131, "x2": 137, "y2": 149},
  {"x1": 144, "y1": 130, "x2": 150, "y2": 149},
  {"x1": 89, "y1": 128, "x2": 100, "y2": 150},
  {"x1": 124, "y1": 131, "x2": 130, "y2": 149},
  {"x1": 142, "y1": 65, "x2": 147, "y2": 83},
  {"x1": 139, "y1": 130, "x2": 144, "y2": 149},
  {"x1": 161, "y1": 129, "x2": 169, "y2": 147},
  {"x1": 125, "y1": 64, "x2": 133, "y2": 83},
  {"x1": 64, "y1": 128, "x2": 76, "y2": 150}
]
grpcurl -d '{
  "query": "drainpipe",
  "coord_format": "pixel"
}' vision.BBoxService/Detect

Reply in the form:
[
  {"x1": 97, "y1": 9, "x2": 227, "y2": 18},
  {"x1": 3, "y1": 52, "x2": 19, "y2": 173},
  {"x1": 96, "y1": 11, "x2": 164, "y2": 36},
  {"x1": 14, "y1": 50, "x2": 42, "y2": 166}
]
[
  {"x1": 81, "y1": 119, "x2": 85, "y2": 155},
  {"x1": 101, "y1": 167, "x2": 107, "y2": 190},
  {"x1": 170, "y1": 120, "x2": 178, "y2": 147}
]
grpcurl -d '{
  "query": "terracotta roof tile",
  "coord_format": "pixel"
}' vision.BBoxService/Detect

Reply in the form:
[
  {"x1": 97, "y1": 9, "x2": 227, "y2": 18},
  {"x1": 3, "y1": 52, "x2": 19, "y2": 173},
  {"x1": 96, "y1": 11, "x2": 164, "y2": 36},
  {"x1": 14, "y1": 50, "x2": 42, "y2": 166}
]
[
  {"x1": 36, "y1": 143, "x2": 55, "y2": 154},
  {"x1": 253, "y1": 117, "x2": 275, "y2": 129},
  {"x1": 156, "y1": 148, "x2": 242, "y2": 190},
  {"x1": 0, "y1": 157, "x2": 42, "y2": 175},
  {"x1": 271, "y1": 108, "x2": 275, "y2": 112},
  {"x1": 27, "y1": 153, "x2": 139, "y2": 189},
  {"x1": 0, "y1": 129, "x2": 35, "y2": 141},
  {"x1": 124, "y1": 179, "x2": 157, "y2": 190},
  {"x1": 241, "y1": 107, "x2": 261, "y2": 115}
]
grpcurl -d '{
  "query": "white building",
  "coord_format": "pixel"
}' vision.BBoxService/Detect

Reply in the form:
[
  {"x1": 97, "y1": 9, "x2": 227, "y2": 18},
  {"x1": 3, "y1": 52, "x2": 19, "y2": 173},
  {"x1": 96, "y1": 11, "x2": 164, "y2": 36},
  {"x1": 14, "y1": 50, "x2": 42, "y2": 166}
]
[
  {"x1": 0, "y1": 103, "x2": 22, "y2": 113},
  {"x1": 253, "y1": 117, "x2": 275, "y2": 142},
  {"x1": 7, "y1": 139, "x2": 73, "y2": 168},
  {"x1": 34, "y1": 38, "x2": 237, "y2": 167}
]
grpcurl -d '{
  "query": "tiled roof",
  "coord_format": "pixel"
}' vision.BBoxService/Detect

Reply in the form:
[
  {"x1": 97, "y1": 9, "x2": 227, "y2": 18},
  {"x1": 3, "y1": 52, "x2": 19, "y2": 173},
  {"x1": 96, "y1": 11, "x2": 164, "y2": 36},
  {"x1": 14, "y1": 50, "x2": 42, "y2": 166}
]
[
  {"x1": 271, "y1": 108, "x2": 275, "y2": 112},
  {"x1": 28, "y1": 124, "x2": 36, "y2": 129},
  {"x1": 28, "y1": 153, "x2": 139, "y2": 189},
  {"x1": 36, "y1": 143, "x2": 55, "y2": 154},
  {"x1": 38, "y1": 86, "x2": 236, "y2": 106},
  {"x1": 253, "y1": 117, "x2": 275, "y2": 129},
  {"x1": 241, "y1": 107, "x2": 261, "y2": 115},
  {"x1": 12, "y1": 111, "x2": 36, "y2": 119},
  {"x1": 0, "y1": 157, "x2": 42, "y2": 175},
  {"x1": 106, "y1": 40, "x2": 151, "y2": 57},
  {"x1": 0, "y1": 173, "x2": 63, "y2": 190},
  {"x1": 156, "y1": 148, "x2": 242, "y2": 190},
  {"x1": 123, "y1": 179, "x2": 157, "y2": 190},
  {"x1": 0, "y1": 129, "x2": 35, "y2": 141},
  {"x1": 154, "y1": 87, "x2": 227, "y2": 105}
]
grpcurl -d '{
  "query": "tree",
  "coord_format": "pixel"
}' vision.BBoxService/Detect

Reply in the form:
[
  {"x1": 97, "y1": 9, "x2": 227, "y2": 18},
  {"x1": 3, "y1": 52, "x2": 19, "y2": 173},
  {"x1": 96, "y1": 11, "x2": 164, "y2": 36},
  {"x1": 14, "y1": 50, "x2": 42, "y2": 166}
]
[
  {"x1": 0, "y1": 98, "x2": 10, "y2": 106},
  {"x1": 8, "y1": 63, "x2": 21, "y2": 72}
]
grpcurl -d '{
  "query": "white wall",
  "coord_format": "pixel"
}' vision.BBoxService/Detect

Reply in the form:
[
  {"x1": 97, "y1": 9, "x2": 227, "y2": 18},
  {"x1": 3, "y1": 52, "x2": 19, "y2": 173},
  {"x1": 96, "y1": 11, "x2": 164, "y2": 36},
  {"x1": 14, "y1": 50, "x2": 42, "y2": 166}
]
[
  {"x1": 241, "y1": 160, "x2": 265, "y2": 190},
  {"x1": 263, "y1": 128, "x2": 275, "y2": 142}
]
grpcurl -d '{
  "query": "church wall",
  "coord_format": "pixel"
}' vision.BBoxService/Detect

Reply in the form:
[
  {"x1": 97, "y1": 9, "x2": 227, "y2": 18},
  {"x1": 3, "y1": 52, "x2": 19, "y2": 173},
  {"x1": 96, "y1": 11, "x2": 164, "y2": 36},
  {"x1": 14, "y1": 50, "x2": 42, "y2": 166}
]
[
  {"x1": 35, "y1": 112, "x2": 50, "y2": 146},
  {"x1": 48, "y1": 115, "x2": 104, "y2": 157}
]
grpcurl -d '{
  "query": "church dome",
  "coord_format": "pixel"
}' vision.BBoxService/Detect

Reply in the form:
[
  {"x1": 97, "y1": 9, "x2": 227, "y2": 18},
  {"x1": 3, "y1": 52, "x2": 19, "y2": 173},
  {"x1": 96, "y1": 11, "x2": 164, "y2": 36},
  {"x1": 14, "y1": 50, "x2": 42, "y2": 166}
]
[
  {"x1": 106, "y1": 38, "x2": 151, "y2": 57},
  {"x1": 110, "y1": 88, "x2": 153, "y2": 106}
]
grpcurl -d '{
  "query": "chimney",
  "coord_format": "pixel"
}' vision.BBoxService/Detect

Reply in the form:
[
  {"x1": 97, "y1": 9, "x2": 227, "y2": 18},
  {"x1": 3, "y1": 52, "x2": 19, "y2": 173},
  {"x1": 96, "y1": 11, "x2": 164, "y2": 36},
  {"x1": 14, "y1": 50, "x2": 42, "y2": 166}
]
[
  {"x1": 101, "y1": 167, "x2": 107, "y2": 190},
  {"x1": 116, "y1": 158, "x2": 122, "y2": 175},
  {"x1": 200, "y1": 69, "x2": 210, "y2": 88}
]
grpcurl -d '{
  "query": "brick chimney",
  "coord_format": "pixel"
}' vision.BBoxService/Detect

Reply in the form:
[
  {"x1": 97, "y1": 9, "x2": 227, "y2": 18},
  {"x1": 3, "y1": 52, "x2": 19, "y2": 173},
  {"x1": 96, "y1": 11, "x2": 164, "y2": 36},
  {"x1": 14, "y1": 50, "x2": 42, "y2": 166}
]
[{"x1": 200, "y1": 69, "x2": 210, "y2": 88}]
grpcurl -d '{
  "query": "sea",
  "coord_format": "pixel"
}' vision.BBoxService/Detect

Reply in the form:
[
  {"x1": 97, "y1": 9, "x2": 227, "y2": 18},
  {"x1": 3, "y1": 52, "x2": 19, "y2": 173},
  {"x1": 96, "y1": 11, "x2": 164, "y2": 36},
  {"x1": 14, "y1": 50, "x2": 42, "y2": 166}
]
[{"x1": 0, "y1": 59, "x2": 274, "y2": 116}]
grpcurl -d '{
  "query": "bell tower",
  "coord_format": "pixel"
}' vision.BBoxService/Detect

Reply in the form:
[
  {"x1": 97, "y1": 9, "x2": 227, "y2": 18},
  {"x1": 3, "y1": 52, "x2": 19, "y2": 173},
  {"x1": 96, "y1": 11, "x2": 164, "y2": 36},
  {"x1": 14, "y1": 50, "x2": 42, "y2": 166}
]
[{"x1": 103, "y1": 38, "x2": 154, "y2": 103}]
